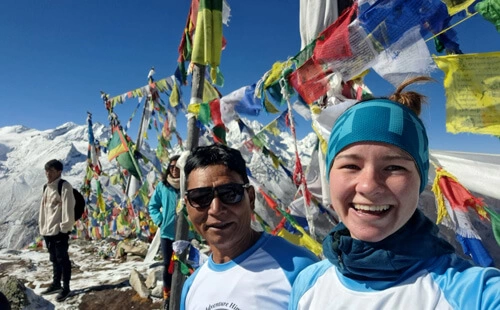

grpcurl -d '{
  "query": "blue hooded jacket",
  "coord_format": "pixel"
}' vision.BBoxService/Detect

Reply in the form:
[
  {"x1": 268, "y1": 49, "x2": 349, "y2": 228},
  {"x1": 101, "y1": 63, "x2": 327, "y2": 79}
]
[{"x1": 148, "y1": 181, "x2": 179, "y2": 240}]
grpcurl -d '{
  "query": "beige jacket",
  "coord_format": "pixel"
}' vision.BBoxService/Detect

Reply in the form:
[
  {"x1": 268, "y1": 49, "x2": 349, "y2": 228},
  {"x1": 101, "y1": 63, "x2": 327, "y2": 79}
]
[{"x1": 39, "y1": 177, "x2": 76, "y2": 236}]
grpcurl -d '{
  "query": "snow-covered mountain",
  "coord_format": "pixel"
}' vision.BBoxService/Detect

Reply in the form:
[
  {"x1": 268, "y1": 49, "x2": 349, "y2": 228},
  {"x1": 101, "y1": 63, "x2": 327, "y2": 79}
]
[
  {"x1": 0, "y1": 120, "x2": 317, "y2": 250},
  {"x1": 0, "y1": 123, "x2": 98, "y2": 249}
]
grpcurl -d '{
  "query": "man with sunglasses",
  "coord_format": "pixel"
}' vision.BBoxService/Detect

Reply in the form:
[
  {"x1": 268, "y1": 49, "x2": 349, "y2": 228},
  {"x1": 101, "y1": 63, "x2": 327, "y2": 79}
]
[
  {"x1": 149, "y1": 155, "x2": 181, "y2": 310},
  {"x1": 180, "y1": 144, "x2": 318, "y2": 310}
]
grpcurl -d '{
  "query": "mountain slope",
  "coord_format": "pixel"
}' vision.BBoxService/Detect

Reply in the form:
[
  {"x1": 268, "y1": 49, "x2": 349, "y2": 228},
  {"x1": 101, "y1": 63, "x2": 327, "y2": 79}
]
[
  {"x1": 0, "y1": 123, "x2": 109, "y2": 249},
  {"x1": 0, "y1": 121, "x2": 317, "y2": 250}
]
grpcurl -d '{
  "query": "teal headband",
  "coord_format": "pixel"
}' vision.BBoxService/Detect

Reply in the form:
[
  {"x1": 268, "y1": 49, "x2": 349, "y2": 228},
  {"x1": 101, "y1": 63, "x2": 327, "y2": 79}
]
[{"x1": 326, "y1": 99, "x2": 429, "y2": 193}]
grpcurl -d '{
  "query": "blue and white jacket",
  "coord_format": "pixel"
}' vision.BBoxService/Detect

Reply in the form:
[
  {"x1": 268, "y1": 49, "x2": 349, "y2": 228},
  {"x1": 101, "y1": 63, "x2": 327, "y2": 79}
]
[{"x1": 289, "y1": 210, "x2": 500, "y2": 310}]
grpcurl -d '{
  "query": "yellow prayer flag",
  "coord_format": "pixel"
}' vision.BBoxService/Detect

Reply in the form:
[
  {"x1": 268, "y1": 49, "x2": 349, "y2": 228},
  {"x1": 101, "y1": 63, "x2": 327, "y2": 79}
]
[
  {"x1": 277, "y1": 227, "x2": 322, "y2": 256},
  {"x1": 176, "y1": 200, "x2": 184, "y2": 214},
  {"x1": 440, "y1": 0, "x2": 476, "y2": 16},
  {"x1": 263, "y1": 96, "x2": 280, "y2": 114},
  {"x1": 434, "y1": 52, "x2": 500, "y2": 136},
  {"x1": 187, "y1": 103, "x2": 201, "y2": 115},
  {"x1": 263, "y1": 120, "x2": 281, "y2": 136},
  {"x1": 269, "y1": 152, "x2": 280, "y2": 169},
  {"x1": 169, "y1": 82, "x2": 180, "y2": 107},
  {"x1": 192, "y1": 0, "x2": 223, "y2": 71},
  {"x1": 203, "y1": 79, "x2": 219, "y2": 102},
  {"x1": 97, "y1": 194, "x2": 106, "y2": 212},
  {"x1": 264, "y1": 61, "x2": 287, "y2": 88},
  {"x1": 156, "y1": 79, "x2": 168, "y2": 93}
]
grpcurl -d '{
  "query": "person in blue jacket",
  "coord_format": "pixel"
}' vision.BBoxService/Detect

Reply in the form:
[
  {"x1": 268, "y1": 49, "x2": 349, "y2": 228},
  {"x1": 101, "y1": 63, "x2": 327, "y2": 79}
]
[
  {"x1": 180, "y1": 144, "x2": 318, "y2": 310},
  {"x1": 148, "y1": 155, "x2": 180, "y2": 309},
  {"x1": 289, "y1": 77, "x2": 500, "y2": 310}
]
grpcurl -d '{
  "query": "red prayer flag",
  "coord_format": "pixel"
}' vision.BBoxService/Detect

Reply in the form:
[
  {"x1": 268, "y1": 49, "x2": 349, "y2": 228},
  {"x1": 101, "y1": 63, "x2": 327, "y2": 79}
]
[
  {"x1": 288, "y1": 58, "x2": 331, "y2": 104},
  {"x1": 209, "y1": 98, "x2": 223, "y2": 127},
  {"x1": 313, "y1": 2, "x2": 357, "y2": 61},
  {"x1": 437, "y1": 173, "x2": 487, "y2": 219}
]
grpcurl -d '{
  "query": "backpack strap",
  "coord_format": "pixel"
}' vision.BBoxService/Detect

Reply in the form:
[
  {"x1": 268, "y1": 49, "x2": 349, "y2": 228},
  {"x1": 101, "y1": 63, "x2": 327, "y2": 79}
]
[
  {"x1": 43, "y1": 179, "x2": 66, "y2": 196},
  {"x1": 57, "y1": 179, "x2": 65, "y2": 196}
]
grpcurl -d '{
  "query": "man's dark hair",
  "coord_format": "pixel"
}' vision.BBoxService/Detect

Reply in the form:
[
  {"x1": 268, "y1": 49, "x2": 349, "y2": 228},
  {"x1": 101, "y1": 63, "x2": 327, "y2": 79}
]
[
  {"x1": 185, "y1": 144, "x2": 249, "y2": 183},
  {"x1": 44, "y1": 159, "x2": 63, "y2": 171}
]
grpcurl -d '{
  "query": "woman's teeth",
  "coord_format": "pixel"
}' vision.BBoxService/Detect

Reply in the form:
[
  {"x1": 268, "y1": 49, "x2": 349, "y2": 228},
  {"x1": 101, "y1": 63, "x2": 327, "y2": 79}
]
[{"x1": 353, "y1": 204, "x2": 390, "y2": 212}]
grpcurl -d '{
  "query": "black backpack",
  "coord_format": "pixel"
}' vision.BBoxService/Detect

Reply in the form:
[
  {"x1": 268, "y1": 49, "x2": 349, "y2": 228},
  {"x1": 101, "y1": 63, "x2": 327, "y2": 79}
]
[{"x1": 43, "y1": 179, "x2": 86, "y2": 221}]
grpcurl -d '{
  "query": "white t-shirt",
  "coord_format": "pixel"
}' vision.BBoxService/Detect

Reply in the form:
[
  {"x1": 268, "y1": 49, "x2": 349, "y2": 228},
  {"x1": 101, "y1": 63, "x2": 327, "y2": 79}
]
[{"x1": 181, "y1": 232, "x2": 318, "y2": 310}]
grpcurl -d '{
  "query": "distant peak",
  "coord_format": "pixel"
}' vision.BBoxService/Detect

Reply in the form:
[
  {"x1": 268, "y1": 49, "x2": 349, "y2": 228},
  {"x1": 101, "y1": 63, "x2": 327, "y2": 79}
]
[{"x1": 56, "y1": 122, "x2": 78, "y2": 130}]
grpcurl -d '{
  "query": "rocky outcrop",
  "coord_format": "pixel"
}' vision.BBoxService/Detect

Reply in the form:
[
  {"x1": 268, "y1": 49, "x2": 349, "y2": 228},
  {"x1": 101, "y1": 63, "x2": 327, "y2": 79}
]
[
  {"x1": 129, "y1": 269, "x2": 149, "y2": 299},
  {"x1": 0, "y1": 276, "x2": 28, "y2": 310}
]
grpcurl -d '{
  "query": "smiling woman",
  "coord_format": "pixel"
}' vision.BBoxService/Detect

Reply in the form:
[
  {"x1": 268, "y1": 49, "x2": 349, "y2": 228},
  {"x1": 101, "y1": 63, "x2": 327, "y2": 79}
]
[
  {"x1": 329, "y1": 143, "x2": 422, "y2": 242},
  {"x1": 148, "y1": 155, "x2": 181, "y2": 308},
  {"x1": 180, "y1": 144, "x2": 318, "y2": 310},
  {"x1": 289, "y1": 77, "x2": 500, "y2": 310}
]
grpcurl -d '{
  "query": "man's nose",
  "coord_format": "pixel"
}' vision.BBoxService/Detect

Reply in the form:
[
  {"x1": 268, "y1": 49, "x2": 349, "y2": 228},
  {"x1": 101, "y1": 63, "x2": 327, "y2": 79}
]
[{"x1": 207, "y1": 192, "x2": 224, "y2": 215}]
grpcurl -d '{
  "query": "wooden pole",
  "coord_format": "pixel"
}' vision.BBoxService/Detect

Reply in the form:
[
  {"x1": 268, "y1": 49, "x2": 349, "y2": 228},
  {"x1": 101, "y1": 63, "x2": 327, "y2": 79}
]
[{"x1": 170, "y1": 63, "x2": 204, "y2": 310}]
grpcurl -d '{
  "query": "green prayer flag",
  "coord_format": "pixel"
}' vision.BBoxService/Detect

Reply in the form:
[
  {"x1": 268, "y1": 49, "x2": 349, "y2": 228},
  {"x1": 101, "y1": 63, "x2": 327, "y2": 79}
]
[
  {"x1": 180, "y1": 261, "x2": 191, "y2": 275},
  {"x1": 117, "y1": 151, "x2": 141, "y2": 180},
  {"x1": 476, "y1": 0, "x2": 500, "y2": 32},
  {"x1": 212, "y1": 125, "x2": 226, "y2": 144},
  {"x1": 198, "y1": 102, "x2": 211, "y2": 125},
  {"x1": 485, "y1": 206, "x2": 500, "y2": 247}
]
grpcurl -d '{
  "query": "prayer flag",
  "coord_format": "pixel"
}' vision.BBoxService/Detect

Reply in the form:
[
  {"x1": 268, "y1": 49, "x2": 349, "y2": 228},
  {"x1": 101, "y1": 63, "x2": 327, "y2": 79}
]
[
  {"x1": 107, "y1": 127, "x2": 129, "y2": 161},
  {"x1": 434, "y1": 52, "x2": 500, "y2": 136},
  {"x1": 209, "y1": 98, "x2": 223, "y2": 127},
  {"x1": 203, "y1": 79, "x2": 220, "y2": 102},
  {"x1": 289, "y1": 58, "x2": 330, "y2": 104},
  {"x1": 313, "y1": 2, "x2": 356, "y2": 61},
  {"x1": 441, "y1": 0, "x2": 476, "y2": 16},
  {"x1": 358, "y1": 0, "x2": 446, "y2": 48},
  {"x1": 484, "y1": 207, "x2": 500, "y2": 247},
  {"x1": 192, "y1": 0, "x2": 223, "y2": 82},
  {"x1": 432, "y1": 168, "x2": 494, "y2": 267},
  {"x1": 475, "y1": 0, "x2": 500, "y2": 33},
  {"x1": 198, "y1": 102, "x2": 211, "y2": 125},
  {"x1": 117, "y1": 152, "x2": 142, "y2": 180}
]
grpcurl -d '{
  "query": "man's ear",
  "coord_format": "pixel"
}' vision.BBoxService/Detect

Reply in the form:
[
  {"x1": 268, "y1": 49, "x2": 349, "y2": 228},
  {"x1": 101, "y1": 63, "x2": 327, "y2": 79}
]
[{"x1": 247, "y1": 185, "x2": 256, "y2": 211}]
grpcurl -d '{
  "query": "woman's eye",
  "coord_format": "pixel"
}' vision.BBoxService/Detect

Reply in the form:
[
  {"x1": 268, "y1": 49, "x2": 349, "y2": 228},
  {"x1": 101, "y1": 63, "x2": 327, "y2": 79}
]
[
  {"x1": 342, "y1": 164, "x2": 359, "y2": 170},
  {"x1": 386, "y1": 165, "x2": 406, "y2": 171}
]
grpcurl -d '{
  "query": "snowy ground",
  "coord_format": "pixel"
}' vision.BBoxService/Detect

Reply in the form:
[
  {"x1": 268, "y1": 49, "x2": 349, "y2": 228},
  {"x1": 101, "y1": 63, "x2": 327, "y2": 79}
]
[{"x1": 0, "y1": 239, "x2": 165, "y2": 309}]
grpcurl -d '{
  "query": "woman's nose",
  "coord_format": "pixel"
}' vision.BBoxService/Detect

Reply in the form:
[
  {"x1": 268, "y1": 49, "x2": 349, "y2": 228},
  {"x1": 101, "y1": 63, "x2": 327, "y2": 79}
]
[{"x1": 356, "y1": 168, "x2": 384, "y2": 196}]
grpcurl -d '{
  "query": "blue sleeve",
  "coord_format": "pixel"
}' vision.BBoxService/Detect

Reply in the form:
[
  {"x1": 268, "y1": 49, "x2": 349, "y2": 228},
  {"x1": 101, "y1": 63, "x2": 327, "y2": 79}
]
[
  {"x1": 148, "y1": 185, "x2": 163, "y2": 226},
  {"x1": 431, "y1": 255, "x2": 500, "y2": 310},
  {"x1": 264, "y1": 234, "x2": 319, "y2": 285},
  {"x1": 180, "y1": 267, "x2": 199, "y2": 310},
  {"x1": 289, "y1": 260, "x2": 332, "y2": 310}
]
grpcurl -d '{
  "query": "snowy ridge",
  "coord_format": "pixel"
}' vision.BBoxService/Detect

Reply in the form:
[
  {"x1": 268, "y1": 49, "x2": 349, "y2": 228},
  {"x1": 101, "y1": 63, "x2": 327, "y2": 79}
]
[{"x1": 0, "y1": 123, "x2": 109, "y2": 249}]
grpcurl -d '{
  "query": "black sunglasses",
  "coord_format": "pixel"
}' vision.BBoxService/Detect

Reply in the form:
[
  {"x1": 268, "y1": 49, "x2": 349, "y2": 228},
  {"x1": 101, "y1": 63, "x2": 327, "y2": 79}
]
[{"x1": 185, "y1": 183, "x2": 250, "y2": 209}]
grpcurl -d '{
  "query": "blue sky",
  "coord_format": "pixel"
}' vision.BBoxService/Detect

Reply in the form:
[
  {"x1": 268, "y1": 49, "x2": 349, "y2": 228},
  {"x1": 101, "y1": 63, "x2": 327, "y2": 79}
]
[{"x1": 1, "y1": 1, "x2": 499, "y2": 154}]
